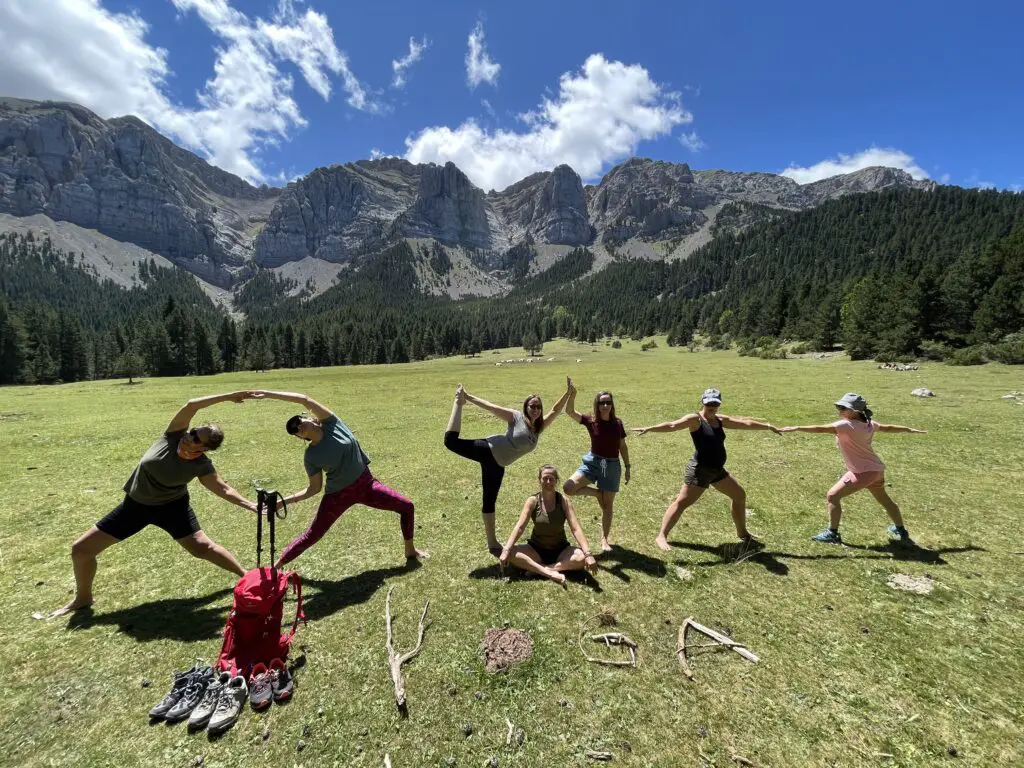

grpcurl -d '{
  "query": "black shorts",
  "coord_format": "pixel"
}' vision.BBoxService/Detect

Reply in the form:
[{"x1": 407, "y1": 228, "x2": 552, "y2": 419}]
[
  {"x1": 527, "y1": 540, "x2": 570, "y2": 565},
  {"x1": 683, "y1": 459, "x2": 730, "y2": 488},
  {"x1": 96, "y1": 494, "x2": 201, "y2": 541}
]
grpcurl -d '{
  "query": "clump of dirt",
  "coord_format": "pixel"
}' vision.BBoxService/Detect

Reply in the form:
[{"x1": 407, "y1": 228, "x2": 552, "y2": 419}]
[
  {"x1": 887, "y1": 573, "x2": 935, "y2": 595},
  {"x1": 481, "y1": 628, "x2": 533, "y2": 673}
]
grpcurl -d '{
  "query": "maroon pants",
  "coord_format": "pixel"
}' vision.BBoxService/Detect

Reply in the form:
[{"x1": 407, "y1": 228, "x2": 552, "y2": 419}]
[{"x1": 278, "y1": 469, "x2": 414, "y2": 565}]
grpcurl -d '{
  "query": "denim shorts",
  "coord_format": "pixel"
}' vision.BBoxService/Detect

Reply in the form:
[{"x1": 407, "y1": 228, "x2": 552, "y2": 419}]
[{"x1": 576, "y1": 453, "x2": 622, "y2": 492}]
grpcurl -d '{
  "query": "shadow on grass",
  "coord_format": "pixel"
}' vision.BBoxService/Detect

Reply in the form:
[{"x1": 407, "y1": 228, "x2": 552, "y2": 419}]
[
  {"x1": 671, "y1": 540, "x2": 985, "y2": 571},
  {"x1": 597, "y1": 544, "x2": 667, "y2": 582},
  {"x1": 468, "y1": 562, "x2": 603, "y2": 592},
  {"x1": 301, "y1": 559, "x2": 422, "y2": 622},
  {"x1": 67, "y1": 588, "x2": 232, "y2": 642}
]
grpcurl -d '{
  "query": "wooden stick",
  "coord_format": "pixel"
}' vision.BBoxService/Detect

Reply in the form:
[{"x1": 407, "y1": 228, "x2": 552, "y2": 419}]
[
  {"x1": 677, "y1": 618, "x2": 695, "y2": 680},
  {"x1": 585, "y1": 750, "x2": 614, "y2": 761},
  {"x1": 384, "y1": 755, "x2": 392, "y2": 768},
  {"x1": 685, "y1": 619, "x2": 759, "y2": 663},
  {"x1": 506, "y1": 717, "x2": 514, "y2": 747},
  {"x1": 385, "y1": 586, "x2": 429, "y2": 712}
]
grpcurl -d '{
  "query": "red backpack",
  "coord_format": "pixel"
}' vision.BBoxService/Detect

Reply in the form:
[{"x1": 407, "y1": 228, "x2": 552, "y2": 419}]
[{"x1": 217, "y1": 488, "x2": 305, "y2": 676}]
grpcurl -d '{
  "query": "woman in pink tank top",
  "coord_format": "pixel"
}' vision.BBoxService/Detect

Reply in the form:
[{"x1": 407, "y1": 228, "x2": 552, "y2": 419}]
[{"x1": 780, "y1": 393, "x2": 926, "y2": 545}]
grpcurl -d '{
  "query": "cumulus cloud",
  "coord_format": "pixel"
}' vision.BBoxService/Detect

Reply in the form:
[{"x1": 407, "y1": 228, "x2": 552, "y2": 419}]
[
  {"x1": 406, "y1": 54, "x2": 692, "y2": 191},
  {"x1": 679, "y1": 130, "x2": 706, "y2": 152},
  {"x1": 466, "y1": 21, "x2": 500, "y2": 89},
  {"x1": 780, "y1": 147, "x2": 929, "y2": 185},
  {"x1": 392, "y1": 35, "x2": 428, "y2": 88},
  {"x1": 0, "y1": 0, "x2": 374, "y2": 182}
]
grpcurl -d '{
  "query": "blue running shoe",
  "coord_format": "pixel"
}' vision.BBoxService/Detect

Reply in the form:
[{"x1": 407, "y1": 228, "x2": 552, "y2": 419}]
[
  {"x1": 887, "y1": 524, "x2": 912, "y2": 544},
  {"x1": 812, "y1": 528, "x2": 843, "y2": 544}
]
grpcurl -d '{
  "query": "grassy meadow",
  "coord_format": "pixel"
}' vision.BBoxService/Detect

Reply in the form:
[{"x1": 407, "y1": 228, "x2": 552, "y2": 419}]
[{"x1": 1, "y1": 339, "x2": 1022, "y2": 767}]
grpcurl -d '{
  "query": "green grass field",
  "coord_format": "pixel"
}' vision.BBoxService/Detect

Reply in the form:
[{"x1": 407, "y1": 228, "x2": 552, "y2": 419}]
[{"x1": 2, "y1": 340, "x2": 1022, "y2": 767}]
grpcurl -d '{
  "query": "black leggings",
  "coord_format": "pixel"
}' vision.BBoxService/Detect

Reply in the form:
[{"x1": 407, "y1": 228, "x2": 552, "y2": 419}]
[{"x1": 444, "y1": 431, "x2": 505, "y2": 515}]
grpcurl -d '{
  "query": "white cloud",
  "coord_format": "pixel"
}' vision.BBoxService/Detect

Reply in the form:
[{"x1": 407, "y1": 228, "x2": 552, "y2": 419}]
[
  {"x1": 481, "y1": 98, "x2": 496, "y2": 117},
  {"x1": 679, "y1": 130, "x2": 706, "y2": 152},
  {"x1": 406, "y1": 54, "x2": 692, "y2": 191},
  {"x1": 392, "y1": 35, "x2": 428, "y2": 88},
  {"x1": 466, "y1": 21, "x2": 500, "y2": 89},
  {"x1": 0, "y1": 0, "x2": 375, "y2": 182},
  {"x1": 780, "y1": 147, "x2": 929, "y2": 184},
  {"x1": 939, "y1": 173, "x2": 951, "y2": 184}
]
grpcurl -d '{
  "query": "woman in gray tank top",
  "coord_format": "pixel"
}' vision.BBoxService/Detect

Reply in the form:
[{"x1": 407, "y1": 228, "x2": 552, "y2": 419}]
[
  {"x1": 498, "y1": 465, "x2": 599, "y2": 585},
  {"x1": 444, "y1": 381, "x2": 571, "y2": 555}
]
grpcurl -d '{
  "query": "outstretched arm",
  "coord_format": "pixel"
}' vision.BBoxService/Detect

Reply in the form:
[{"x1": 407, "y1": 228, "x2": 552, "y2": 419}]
[
  {"x1": 499, "y1": 498, "x2": 535, "y2": 566},
  {"x1": 563, "y1": 497, "x2": 598, "y2": 575},
  {"x1": 198, "y1": 473, "x2": 258, "y2": 513},
  {"x1": 250, "y1": 390, "x2": 334, "y2": 421},
  {"x1": 542, "y1": 383, "x2": 572, "y2": 429},
  {"x1": 632, "y1": 413, "x2": 698, "y2": 436},
  {"x1": 166, "y1": 391, "x2": 254, "y2": 433},
  {"x1": 281, "y1": 472, "x2": 324, "y2": 507},
  {"x1": 718, "y1": 414, "x2": 783, "y2": 434},
  {"x1": 564, "y1": 377, "x2": 583, "y2": 423},
  {"x1": 875, "y1": 423, "x2": 927, "y2": 434},
  {"x1": 463, "y1": 389, "x2": 518, "y2": 424},
  {"x1": 778, "y1": 424, "x2": 837, "y2": 434}
]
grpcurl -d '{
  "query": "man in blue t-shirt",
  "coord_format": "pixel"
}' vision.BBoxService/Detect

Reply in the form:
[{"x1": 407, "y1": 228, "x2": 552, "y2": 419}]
[{"x1": 251, "y1": 390, "x2": 428, "y2": 566}]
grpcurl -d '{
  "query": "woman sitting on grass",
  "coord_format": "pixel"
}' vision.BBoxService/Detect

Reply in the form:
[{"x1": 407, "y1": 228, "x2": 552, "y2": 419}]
[
  {"x1": 632, "y1": 387, "x2": 781, "y2": 551},
  {"x1": 444, "y1": 381, "x2": 570, "y2": 555},
  {"x1": 499, "y1": 465, "x2": 598, "y2": 585},
  {"x1": 780, "y1": 392, "x2": 926, "y2": 545},
  {"x1": 561, "y1": 378, "x2": 630, "y2": 553}
]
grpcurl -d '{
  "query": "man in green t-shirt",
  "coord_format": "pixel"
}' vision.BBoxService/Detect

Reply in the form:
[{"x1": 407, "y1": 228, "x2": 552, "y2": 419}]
[{"x1": 50, "y1": 391, "x2": 261, "y2": 618}]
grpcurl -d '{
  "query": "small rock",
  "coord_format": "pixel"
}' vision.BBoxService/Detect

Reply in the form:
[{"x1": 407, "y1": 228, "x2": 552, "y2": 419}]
[
  {"x1": 296, "y1": 740, "x2": 306, "y2": 752},
  {"x1": 447, "y1": 685, "x2": 457, "y2": 696},
  {"x1": 445, "y1": 758, "x2": 457, "y2": 767},
  {"x1": 35, "y1": 580, "x2": 44, "y2": 587},
  {"x1": 359, "y1": 727, "x2": 369, "y2": 737},
  {"x1": 262, "y1": 727, "x2": 270, "y2": 741},
  {"x1": 355, "y1": 745, "x2": 363, "y2": 754},
  {"x1": 910, "y1": 388, "x2": 935, "y2": 398},
  {"x1": 860, "y1": 626, "x2": 870, "y2": 634},
  {"x1": 140, "y1": 679, "x2": 151, "y2": 688},
  {"x1": 697, "y1": 725, "x2": 708, "y2": 738},
  {"x1": 947, "y1": 746, "x2": 959, "y2": 757},
  {"x1": 502, "y1": 620, "x2": 510, "y2": 629},
  {"x1": 462, "y1": 722, "x2": 474, "y2": 737},
  {"x1": 317, "y1": 707, "x2": 324, "y2": 717},
  {"x1": 474, "y1": 691, "x2": 482, "y2": 700},
  {"x1": 486, "y1": 757, "x2": 499, "y2": 768},
  {"x1": 621, "y1": 741, "x2": 632, "y2": 752},
  {"x1": 558, "y1": 699, "x2": 569, "y2": 708},
  {"x1": 515, "y1": 728, "x2": 526, "y2": 746},
  {"x1": 823, "y1": 604, "x2": 833, "y2": 611},
  {"x1": 189, "y1": 758, "x2": 204, "y2": 768},
  {"x1": 301, "y1": 724, "x2": 311, "y2": 737},
  {"x1": 664, "y1": 618, "x2": 672, "y2": 625},
  {"x1": 357, "y1": 626, "x2": 363, "y2": 633}
]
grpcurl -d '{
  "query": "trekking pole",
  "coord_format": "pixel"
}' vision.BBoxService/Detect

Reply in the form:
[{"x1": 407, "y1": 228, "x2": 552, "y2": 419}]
[{"x1": 255, "y1": 488, "x2": 267, "y2": 568}]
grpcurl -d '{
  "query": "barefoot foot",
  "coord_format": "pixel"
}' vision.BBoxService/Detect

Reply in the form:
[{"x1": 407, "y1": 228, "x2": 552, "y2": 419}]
[
  {"x1": 406, "y1": 547, "x2": 430, "y2": 560},
  {"x1": 654, "y1": 535, "x2": 672, "y2": 552},
  {"x1": 49, "y1": 597, "x2": 93, "y2": 619},
  {"x1": 600, "y1": 539, "x2": 612, "y2": 553}
]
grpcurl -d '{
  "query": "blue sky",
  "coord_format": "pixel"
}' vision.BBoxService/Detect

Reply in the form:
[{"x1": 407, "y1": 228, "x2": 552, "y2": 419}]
[{"x1": 1, "y1": 0, "x2": 1021, "y2": 191}]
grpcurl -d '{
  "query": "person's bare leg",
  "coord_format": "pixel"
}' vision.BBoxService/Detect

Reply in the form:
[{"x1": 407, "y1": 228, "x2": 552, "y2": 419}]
[
  {"x1": 509, "y1": 545, "x2": 565, "y2": 584},
  {"x1": 826, "y1": 478, "x2": 859, "y2": 530},
  {"x1": 655, "y1": 484, "x2": 705, "y2": 551},
  {"x1": 178, "y1": 531, "x2": 246, "y2": 577},
  {"x1": 482, "y1": 513, "x2": 501, "y2": 551},
  {"x1": 551, "y1": 546, "x2": 587, "y2": 573},
  {"x1": 50, "y1": 527, "x2": 118, "y2": 618},
  {"x1": 563, "y1": 474, "x2": 601, "y2": 499},
  {"x1": 598, "y1": 492, "x2": 617, "y2": 552},
  {"x1": 712, "y1": 476, "x2": 750, "y2": 539},
  {"x1": 868, "y1": 486, "x2": 905, "y2": 527}
]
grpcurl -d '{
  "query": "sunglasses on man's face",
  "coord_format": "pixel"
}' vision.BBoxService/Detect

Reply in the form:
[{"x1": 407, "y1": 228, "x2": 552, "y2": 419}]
[{"x1": 188, "y1": 428, "x2": 205, "y2": 447}]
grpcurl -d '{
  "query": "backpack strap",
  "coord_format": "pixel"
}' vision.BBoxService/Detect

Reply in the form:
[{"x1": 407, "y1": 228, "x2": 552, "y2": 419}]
[
  {"x1": 287, "y1": 572, "x2": 306, "y2": 639},
  {"x1": 255, "y1": 488, "x2": 266, "y2": 567}
]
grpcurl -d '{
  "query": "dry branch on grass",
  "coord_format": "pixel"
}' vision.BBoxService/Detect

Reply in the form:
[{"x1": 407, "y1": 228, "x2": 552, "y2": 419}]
[
  {"x1": 384, "y1": 586, "x2": 429, "y2": 713},
  {"x1": 677, "y1": 616, "x2": 759, "y2": 680},
  {"x1": 578, "y1": 612, "x2": 637, "y2": 667}
]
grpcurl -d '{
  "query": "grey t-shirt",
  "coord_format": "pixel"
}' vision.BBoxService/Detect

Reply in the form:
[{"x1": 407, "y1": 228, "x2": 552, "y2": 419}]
[
  {"x1": 123, "y1": 430, "x2": 215, "y2": 505},
  {"x1": 486, "y1": 411, "x2": 538, "y2": 467}
]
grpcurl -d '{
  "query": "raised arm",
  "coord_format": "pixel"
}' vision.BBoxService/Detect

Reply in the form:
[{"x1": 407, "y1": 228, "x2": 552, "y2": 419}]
[
  {"x1": 197, "y1": 473, "x2": 258, "y2": 513},
  {"x1": 778, "y1": 424, "x2": 838, "y2": 434},
  {"x1": 166, "y1": 391, "x2": 254, "y2": 433},
  {"x1": 542, "y1": 382, "x2": 572, "y2": 429},
  {"x1": 463, "y1": 388, "x2": 518, "y2": 424},
  {"x1": 718, "y1": 414, "x2": 782, "y2": 434},
  {"x1": 564, "y1": 377, "x2": 583, "y2": 423},
  {"x1": 563, "y1": 496, "x2": 598, "y2": 575},
  {"x1": 875, "y1": 423, "x2": 927, "y2": 434},
  {"x1": 251, "y1": 390, "x2": 334, "y2": 421},
  {"x1": 499, "y1": 497, "x2": 536, "y2": 567},
  {"x1": 631, "y1": 413, "x2": 699, "y2": 436}
]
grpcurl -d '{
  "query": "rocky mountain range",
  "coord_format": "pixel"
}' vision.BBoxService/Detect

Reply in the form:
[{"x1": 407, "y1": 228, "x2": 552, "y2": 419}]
[{"x1": 0, "y1": 97, "x2": 935, "y2": 294}]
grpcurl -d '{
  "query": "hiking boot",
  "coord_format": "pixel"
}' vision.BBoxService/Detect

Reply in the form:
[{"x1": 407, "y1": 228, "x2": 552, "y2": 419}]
[
  {"x1": 812, "y1": 528, "x2": 843, "y2": 544},
  {"x1": 249, "y1": 663, "x2": 273, "y2": 711},
  {"x1": 188, "y1": 671, "x2": 231, "y2": 730},
  {"x1": 148, "y1": 665, "x2": 207, "y2": 719},
  {"x1": 269, "y1": 658, "x2": 293, "y2": 702},
  {"x1": 208, "y1": 676, "x2": 248, "y2": 735},
  {"x1": 887, "y1": 524, "x2": 913, "y2": 544},
  {"x1": 165, "y1": 667, "x2": 214, "y2": 722}
]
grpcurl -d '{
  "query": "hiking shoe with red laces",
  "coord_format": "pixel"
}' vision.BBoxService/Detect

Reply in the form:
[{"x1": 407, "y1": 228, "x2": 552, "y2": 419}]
[
  {"x1": 269, "y1": 658, "x2": 293, "y2": 702},
  {"x1": 249, "y1": 663, "x2": 273, "y2": 711}
]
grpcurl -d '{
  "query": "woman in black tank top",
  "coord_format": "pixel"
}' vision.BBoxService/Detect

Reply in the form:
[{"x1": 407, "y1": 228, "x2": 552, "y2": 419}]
[
  {"x1": 498, "y1": 465, "x2": 598, "y2": 585},
  {"x1": 632, "y1": 388, "x2": 781, "y2": 552}
]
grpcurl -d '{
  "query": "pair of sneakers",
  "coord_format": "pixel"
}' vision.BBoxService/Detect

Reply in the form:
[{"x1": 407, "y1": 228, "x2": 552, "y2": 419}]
[
  {"x1": 188, "y1": 671, "x2": 249, "y2": 734},
  {"x1": 149, "y1": 665, "x2": 214, "y2": 722},
  {"x1": 249, "y1": 659, "x2": 293, "y2": 711},
  {"x1": 811, "y1": 525, "x2": 912, "y2": 545}
]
